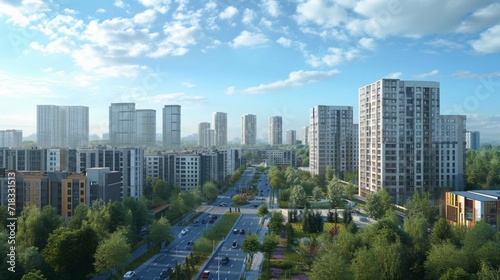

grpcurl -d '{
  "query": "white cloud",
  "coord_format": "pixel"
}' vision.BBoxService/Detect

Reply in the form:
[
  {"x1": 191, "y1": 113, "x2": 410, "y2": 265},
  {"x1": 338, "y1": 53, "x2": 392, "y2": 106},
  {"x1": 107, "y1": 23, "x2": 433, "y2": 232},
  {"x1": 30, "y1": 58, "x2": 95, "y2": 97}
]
[
  {"x1": 277, "y1": 37, "x2": 292, "y2": 48},
  {"x1": 231, "y1": 31, "x2": 269, "y2": 48},
  {"x1": 30, "y1": 37, "x2": 75, "y2": 54},
  {"x1": 295, "y1": 0, "x2": 348, "y2": 28},
  {"x1": 219, "y1": 6, "x2": 238, "y2": 20},
  {"x1": 226, "y1": 86, "x2": 235, "y2": 95},
  {"x1": 425, "y1": 38, "x2": 463, "y2": 49},
  {"x1": 414, "y1": 70, "x2": 439, "y2": 79},
  {"x1": 182, "y1": 82, "x2": 196, "y2": 88},
  {"x1": 306, "y1": 47, "x2": 360, "y2": 67},
  {"x1": 456, "y1": 3, "x2": 500, "y2": 33},
  {"x1": 0, "y1": 0, "x2": 46, "y2": 27},
  {"x1": 242, "y1": 8, "x2": 256, "y2": 25},
  {"x1": 133, "y1": 9, "x2": 156, "y2": 25},
  {"x1": 137, "y1": 0, "x2": 171, "y2": 14},
  {"x1": 241, "y1": 70, "x2": 340, "y2": 94},
  {"x1": 113, "y1": 0, "x2": 124, "y2": 8},
  {"x1": 385, "y1": 72, "x2": 402, "y2": 79},
  {"x1": 262, "y1": 0, "x2": 280, "y2": 17},
  {"x1": 96, "y1": 8, "x2": 106, "y2": 13},
  {"x1": 470, "y1": 24, "x2": 500, "y2": 53},
  {"x1": 358, "y1": 37, "x2": 376, "y2": 50}
]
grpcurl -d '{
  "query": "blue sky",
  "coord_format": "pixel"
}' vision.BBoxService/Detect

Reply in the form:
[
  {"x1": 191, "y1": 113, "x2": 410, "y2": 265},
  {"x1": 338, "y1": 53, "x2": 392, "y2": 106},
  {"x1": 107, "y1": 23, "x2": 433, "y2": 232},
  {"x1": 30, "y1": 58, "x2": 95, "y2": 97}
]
[{"x1": 1, "y1": 0, "x2": 500, "y2": 142}]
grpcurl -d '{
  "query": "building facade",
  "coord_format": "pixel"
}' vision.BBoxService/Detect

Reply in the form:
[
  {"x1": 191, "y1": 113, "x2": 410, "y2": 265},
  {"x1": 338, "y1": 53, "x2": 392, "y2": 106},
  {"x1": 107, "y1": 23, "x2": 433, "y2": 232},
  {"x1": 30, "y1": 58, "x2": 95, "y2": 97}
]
[
  {"x1": 198, "y1": 122, "x2": 211, "y2": 147},
  {"x1": 268, "y1": 116, "x2": 283, "y2": 145},
  {"x1": 163, "y1": 105, "x2": 181, "y2": 150},
  {"x1": 359, "y1": 79, "x2": 466, "y2": 203},
  {"x1": 136, "y1": 109, "x2": 156, "y2": 147},
  {"x1": 446, "y1": 190, "x2": 500, "y2": 233},
  {"x1": 309, "y1": 106, "x2": 354, "y2": 176},
  {"x1": 465, "y1": 131, "x2": 480, "y2": 150},
  {"x1": 0, "y1": 130, "x2": 22, "y2": 147},
  {"x1": 302, "y1": 126, "x2": 309, "y2": 146},
  {"x1": 109, "y1": 103, "x2": 136, "y2": 147},
  {"x1": 286, "y1": 130, "x2": 297, "y2": 145},
  {"x1": 213, "y1": 112, "x2": 227, "y2": 146},
  {"x1": 37, "y1": 105, "x2": 89, "y2": 148},
  {"x1": 242, "y1": 114, "x2": 257, "y2": 145},
  {"x1": 264, "y1": 149, "x2": 297, "y2": 167}
]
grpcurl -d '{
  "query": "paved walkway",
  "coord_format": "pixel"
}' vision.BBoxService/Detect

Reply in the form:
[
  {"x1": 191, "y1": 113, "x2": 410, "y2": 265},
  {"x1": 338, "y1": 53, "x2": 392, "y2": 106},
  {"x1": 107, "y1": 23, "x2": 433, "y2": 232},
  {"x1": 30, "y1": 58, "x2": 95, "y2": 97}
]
[{"x1": 245, "y1": 217, "x2": 270, "y2": 280}]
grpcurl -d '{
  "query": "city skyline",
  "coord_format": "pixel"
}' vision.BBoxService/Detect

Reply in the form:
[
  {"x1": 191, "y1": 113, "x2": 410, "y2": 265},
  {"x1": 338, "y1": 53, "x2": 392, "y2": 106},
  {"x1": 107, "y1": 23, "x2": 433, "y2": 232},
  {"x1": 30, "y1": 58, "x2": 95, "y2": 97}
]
[{"x1": 1, "y1": 1, "x2": 500, "y2": 141}]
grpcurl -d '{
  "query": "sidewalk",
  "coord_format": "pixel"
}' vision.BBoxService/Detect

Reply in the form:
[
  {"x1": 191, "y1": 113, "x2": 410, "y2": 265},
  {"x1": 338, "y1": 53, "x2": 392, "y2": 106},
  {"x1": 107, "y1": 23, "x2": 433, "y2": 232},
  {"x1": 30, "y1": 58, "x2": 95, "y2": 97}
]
[{"x1": 245, "y1": 217, "x2": 270, "y2": 280}]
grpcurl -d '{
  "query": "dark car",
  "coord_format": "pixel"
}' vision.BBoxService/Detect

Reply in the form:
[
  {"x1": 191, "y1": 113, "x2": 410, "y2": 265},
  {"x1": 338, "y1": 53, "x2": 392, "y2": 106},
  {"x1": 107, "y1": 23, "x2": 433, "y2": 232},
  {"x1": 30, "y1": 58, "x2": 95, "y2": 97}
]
[
  {"x1": 212, "y1": 215, "x2": 217, "y2": 219},
  {"x1": 209, "y1": 219, "x2": 215, "y2": 223},
  {"x1": 231, "y1": 241, "x2": 238, "y2": 249},
  {"x1": 220, "y1": 255, "x2": 229, "y2": 265},
  {"x1": 240, "y1": 229, "x2": 245, "y2": 235},
  {"x1": 201, "y1": 219, "x2": 206, "y2": 224},
  {"x1": 201, "y1": 270, "x2": 210, "y2": 279},
  {"x1": 159, "y1": 267, "x2": 173, "y2": 279}
]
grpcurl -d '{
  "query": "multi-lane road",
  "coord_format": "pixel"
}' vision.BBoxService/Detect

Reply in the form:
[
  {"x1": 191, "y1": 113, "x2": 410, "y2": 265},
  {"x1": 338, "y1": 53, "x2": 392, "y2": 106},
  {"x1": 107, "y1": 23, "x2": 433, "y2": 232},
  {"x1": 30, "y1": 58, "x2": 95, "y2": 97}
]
[{"x1": 133, "y1": 167, "x2": 271, "y2": 280}]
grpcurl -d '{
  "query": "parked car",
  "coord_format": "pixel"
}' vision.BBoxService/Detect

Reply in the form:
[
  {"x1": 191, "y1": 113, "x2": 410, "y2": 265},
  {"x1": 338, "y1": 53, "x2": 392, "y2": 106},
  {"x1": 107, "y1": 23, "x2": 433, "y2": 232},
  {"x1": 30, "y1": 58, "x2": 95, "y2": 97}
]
[
  {"x1": 212, "y1": 215, "x2": 218, "y2": 219},
  {"x1": 181, "y1": 229, "x2": 188, "y2": 235},
  {"x1": 233, "y1": 229, "x2": 239, "y2": 234},
  {"x1": 220, "y1": 255, "x2": 229, "y2": 265},
  {"x1": 240, "y1": 229, "x2": 245, "y2": 235},
  {"x1": 123, "y1": 271, "x2": 137, "y2": 280},
  {"x1": 231, "y1": 240, "x2": 238, "y2": 249},
  {"x1": 209, "y1": 219, "x2": 215, "y2": 224},
  {"x1": 201, "y1": 270, "x2": 211, "y2": 279},
  {"x1": 185, "y1": 241, "x2": 193, "y2": 249},
  {"x1": 201, "y1": 219, "x2": 206, "y2": 224}
]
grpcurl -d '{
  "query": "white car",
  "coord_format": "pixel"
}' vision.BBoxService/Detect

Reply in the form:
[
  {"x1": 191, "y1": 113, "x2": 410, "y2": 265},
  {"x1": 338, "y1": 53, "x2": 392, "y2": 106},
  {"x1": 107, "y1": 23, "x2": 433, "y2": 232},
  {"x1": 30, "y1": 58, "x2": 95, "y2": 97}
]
[
  {"x1": 181, "y1": 229, "x2": 188, "y2": 235},
  {"x1": 219, "y1": 202, "x2": 227, "y2": 207}
]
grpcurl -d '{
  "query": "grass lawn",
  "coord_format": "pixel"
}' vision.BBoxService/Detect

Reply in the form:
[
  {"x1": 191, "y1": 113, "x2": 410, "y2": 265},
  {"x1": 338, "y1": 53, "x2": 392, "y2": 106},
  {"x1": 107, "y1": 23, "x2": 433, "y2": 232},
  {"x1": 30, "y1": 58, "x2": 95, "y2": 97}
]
[{"x1": 291, "y1": 222, "x2": 346, "y2": 239}]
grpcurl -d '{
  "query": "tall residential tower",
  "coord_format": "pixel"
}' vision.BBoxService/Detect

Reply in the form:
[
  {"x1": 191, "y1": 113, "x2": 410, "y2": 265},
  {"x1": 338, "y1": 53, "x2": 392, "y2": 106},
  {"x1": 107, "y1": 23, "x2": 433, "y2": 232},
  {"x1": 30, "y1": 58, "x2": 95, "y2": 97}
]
[
  {"x1": 242, "y1": 114, "x2": 257, "y2": 145},
  {"x1": 213, "y1": 112, "x2": 227, "y2": 146},
  {"x1": 163, "y1": 105, "x2": 181, "y2": 150},
  {"x1": 37, "y1": 105, "x2": 89, "y2": 148},
  {"x1": 268, "y1": 116, "x2": 283, "y2": 145}
]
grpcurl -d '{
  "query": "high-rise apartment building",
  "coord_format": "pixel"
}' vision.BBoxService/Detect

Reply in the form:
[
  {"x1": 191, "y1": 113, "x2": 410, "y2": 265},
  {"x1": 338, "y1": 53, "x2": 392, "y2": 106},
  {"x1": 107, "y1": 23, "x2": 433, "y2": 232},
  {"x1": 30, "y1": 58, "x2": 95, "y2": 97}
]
[
  {"x1": 37, "y1": 105, "x2": 89, "y2": 148},
  {"x1": 465, "y1": 131, "x2": 480, "y2": 150},
  {"x1": 203, "y1": 129, "x2": 215, "y2": 148},
  {"x1": 286, "y1": 130, "x2": 297, "y2": 145},
  {"x1": 213, "y1": 112, "x2": 227, "y2": 146},
  {"x1": 302, "y1": 126, "x2": 309, "y2": 146},
  {"x1": 269, "y1": 116, "x2": 283, "y2": 145},
  {"x1": 163, "y1": 105, "x2": 181, "y2": 150},
  {"x1": 359, "y1": 79, "x2": 466, "y2": 203},
  {"x1": 242, "y1": 114, "x2": 257, "y2": 145},
  {"x1": 109, "y1": 103, "x2": 136, "y2": 147},
  {"x1": 136, "y1": 109, "x2": 156, "y2": 147},
  {"x1": 198, "y1": 122, "x2": 211, "y2": 147},
  {"x1": 309, "y1": 106, "x2": 354, "y2": 176},
  {"x1": 0, "y1": 130, "x2": 22, "y2": 147}
]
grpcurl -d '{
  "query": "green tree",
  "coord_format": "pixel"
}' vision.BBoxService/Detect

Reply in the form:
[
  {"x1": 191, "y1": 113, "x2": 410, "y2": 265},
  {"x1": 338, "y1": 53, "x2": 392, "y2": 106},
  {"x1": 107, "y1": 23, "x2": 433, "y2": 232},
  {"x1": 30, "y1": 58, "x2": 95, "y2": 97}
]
[
  {"x1": 424, "y1": 242, "x2": 466, "y2": 280},
  {"x1": 93, "y1": 230, "x2": 131, "y2": 276},
  {"x1": 256, "y1": 203, "x2": 269, "y2": 217},
  {"x1": 153, "y1": 178, "x2": 169, "y2": 200},
  {"x1": 193, "y1": 237, "x2": 213, "y2": 255},
  {"x1": 241, "y1": 233, "x2": 260, "y2": 263},
  {"x1": 20, "y1": 270, "x2": 47, "y2": 280},
  {"x1": 312, "y1": 252, "x2": 353, "y2": 280},
  {"x1": 351, "y1": 248, "x2": 385, "y2": 280},
  {"x1": 18, "y1": 246, "x2": 43, "y2": 275},
  {"x1": 199, "y1": 181, "x2": 218, "y2": 202},
  {"x1": 312, "y1": 186, "x2": 323, "y2": 201},
  {"x1": 476, "y1": 261, "x2": 500, "y2": 280},
  {"x1": 345, "y1": 183, "x2": 358, "y2": 200},
  {"x1": 365, "y1": 189, "x2": 393, "y2": 219},
  {"x1": 43, "y1": 225, "x2": 99, "y2": 280},
  {"x1": 261, "y1": 233, "x2": 279, "y2": 259},
  {"x1": 17, "y1": 205, "x2": 62, "y2": 250},
  {"x1": 67, "y1": 204, "x2": 89, "y2": 230},
  {"x1": 290, "y1": 185, "x2": 307, "y2": 208},
  {"x1": 430, "y1": 218, "x2": 454, "y2": 245},
  {"x1": 149, "y1": 216, "x2": 172, "y2": 251},
  {"x1": 124, "y1": 197, "x2": 151, "y2": 234},
  {"x1": 439, "y1": 268, "x2": 470, "y2": 280},
  {"x1": 405, "y1": 191, "x2": 438, "y2": 225},
  {"x1": 325, "y1": 166, "x2": 334, "y2": 181},
  {"x1": 269, "y1": 211, "x2": 285, "y2": 235},
  {"x1": 107, "y1": 201, "x2": 132, "y2": 233}
]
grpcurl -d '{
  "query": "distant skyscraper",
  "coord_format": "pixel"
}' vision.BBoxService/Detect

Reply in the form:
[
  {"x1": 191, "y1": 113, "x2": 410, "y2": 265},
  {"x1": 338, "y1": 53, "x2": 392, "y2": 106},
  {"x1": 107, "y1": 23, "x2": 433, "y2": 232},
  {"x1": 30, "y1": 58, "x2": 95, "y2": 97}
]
[
  {"x1": 286, "y1": 130, "x2": 297, "y2": 145},
  {"x1": 198, "y1": 122, "x2": 211, "y2": 147},
  {"x1": 37, "y1": 105, "x2": 89, "y2": 148},
  {"x1": 203, "y1": 129, "x2": 215, "y2": 148},
  {"x1": 359, "y1": 79, "x2": 466, "y2": 204},
  {"x1": 213, "y1": 112, "x2": 227, "y2": 146},
  {"x1": 302, "y1": 126, "x2": 309, "y2": 146},
  {"x1": 309, "y1": 106, "x2": 354, "y2": 176},
  {"x1": 163, "y1": 105, "x2": 181, "y2": 150},
  {"x1": 242, "y1": 114, "x2": 257, "y2": 145},
  {"x1": 268, "y1": 116, "x2": 282, "y2": 145},
  {"x1": 109, "y1": 103, "x2": 136, "y2": 147},
  {"x1": 136, "y1": 109, "x2": 156, "y2": 147},
  {"x1": 465, "y1": 131, "x2": 480, "y2": 150},
  {"x1": 0, "y1": 130, "x2": 22, "y2": 147}
]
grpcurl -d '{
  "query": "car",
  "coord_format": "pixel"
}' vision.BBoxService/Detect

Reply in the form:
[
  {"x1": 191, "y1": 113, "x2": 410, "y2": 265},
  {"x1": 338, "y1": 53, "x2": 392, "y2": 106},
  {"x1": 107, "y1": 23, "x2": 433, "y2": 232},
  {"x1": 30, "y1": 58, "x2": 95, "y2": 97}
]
[
  {"x1": 159, "y1": 267, "x2": 173, "y2": 279},
  {"x1": 201, "y1": 270, "x2": 211, "y2": 279},
  {"x1": 240, "y1": 229, "x2": 245, "y2": 235},
  {"x1": 209, "y1": 219, "x2": 215, "y2": 223},
  {"x1": 219, "y1": 202, "x2": 227, "y2": 207},
  {"x1": 231, "y1": 240, "x2": 238, "y2": 249},
  {"x1": 233, "y1": 228, "x2": 239, "y2": 234},
  {"x1": 212, "y1": 215, "x2": 217, "y2": 219},
  {"x1": 181, "y1": 229, "x2": 188, "y2": 235},
  {"x1": 254, "y1": 203, "x2": 259, "y2": 207},
  {"x1": 122, "y1": 271, "x2": 137, "y2": 280},
  {"x1": 193, "y1": 219, "x2": 199, "y2": 224},
  {"x1": 185, "y1": 241, "x2": 193, "y2": 249},
  {"x1": 201, "y1": 219, "x2": 206, "y2": 224},
  {"x1": 220, "y1": 255, "x2": 229, "y2": 265}
]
